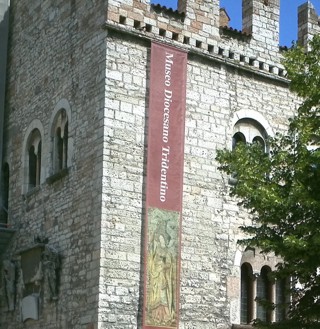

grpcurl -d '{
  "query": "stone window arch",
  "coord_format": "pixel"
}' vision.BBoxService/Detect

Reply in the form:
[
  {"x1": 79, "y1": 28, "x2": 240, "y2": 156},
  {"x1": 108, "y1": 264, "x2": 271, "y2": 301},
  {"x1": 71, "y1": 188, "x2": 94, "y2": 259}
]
[
  {"x1": 230, "y1": 110, "x2": 274, "y2": 141},
  {"x1": 233, "y1": 118, "x2": 268, "y2": 152},
  {"x1": 229, "y1": 116, "x2": 269, "y2": 185}
]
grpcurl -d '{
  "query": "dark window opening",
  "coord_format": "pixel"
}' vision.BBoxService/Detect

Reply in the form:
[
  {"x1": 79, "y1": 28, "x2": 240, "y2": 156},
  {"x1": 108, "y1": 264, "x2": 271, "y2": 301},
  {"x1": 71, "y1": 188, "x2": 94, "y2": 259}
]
[
  {"x1": 172, "y1": 32, "x2": 179, "y2": 41},
  {"x1": 196, "y1": 40, "x2": 202, "y2": 48},
  {"x1": 183, "y1": 36, "x2": 190, "y2": 44},
  {"x1": 63, "y1": 122, "x2": 68, "y2": 169},
  {"x1": 241, "y1": 263, "x2": 254, "y2": 324},
  {"x1": 29, "y1": 145, "x2": 37, "y2": 189},
  {"x1": 232, "y1": 132, "x2": 246, "y2": 150},
  {"x1": 134, "y1": 20, "x2": 141, "y2": 29},
  {"x1": 1, "y1": 163, "x2": 9, "y2": 224},
  {"x1": 256, "y1": 266, "x2": 272, "y2": 323},
  {"x1": 119, "y1": 16, "x2": 126, "y2": 25},
  {"x1": 53, "y1": 110, "x2": 68, "y2": 174},
  {"x1": 56, "y1": 128, "x2": 63, "y2": 171},
  {"x1": 28, "y1": 130, "x2": 41, "y2": 191},
  {"x1": 252, "y1": 136, "x2": 266, "y2": 152},
  {"x1": 159, "y1": 28, "x2": 166, "y2": 37}
]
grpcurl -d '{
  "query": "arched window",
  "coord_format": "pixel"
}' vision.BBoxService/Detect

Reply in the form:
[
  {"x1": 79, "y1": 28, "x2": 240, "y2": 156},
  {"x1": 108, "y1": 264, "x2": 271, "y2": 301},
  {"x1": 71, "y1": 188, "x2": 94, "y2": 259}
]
[
  {"x1": 53, "y1": 109, "x2": 68, "y2": 173},
  {"x1": 27, "y1": 129, "x2": 42, "y2": 191},
  {"x1": 233, "y1": 118, "x2": 268, "y2": 152},
  {"x1": 229, "y1": 118, "x2": 268, "y2": 186},
  {"x1": 1, "y1": 163, "x2": 9, "y2": 224},
  {"x1": 232, "y1": 132, "x2": 246, "y2": 150},
  {"x1": 256, "y1": 266, "x2": 272, "y2": 322},
  {"x1": 241, "y1": 263, "x2": 254, "y2": 324},
  {"x1": 252, "y1": 136, "x2": 266, "y2": 151}
]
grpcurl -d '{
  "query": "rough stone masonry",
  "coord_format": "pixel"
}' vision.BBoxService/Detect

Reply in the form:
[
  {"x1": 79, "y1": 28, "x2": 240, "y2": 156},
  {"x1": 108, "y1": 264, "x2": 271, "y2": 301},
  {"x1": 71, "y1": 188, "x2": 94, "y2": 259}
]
[{"x1": 0, "y1": 0, "x2": 320, "y2": 329}]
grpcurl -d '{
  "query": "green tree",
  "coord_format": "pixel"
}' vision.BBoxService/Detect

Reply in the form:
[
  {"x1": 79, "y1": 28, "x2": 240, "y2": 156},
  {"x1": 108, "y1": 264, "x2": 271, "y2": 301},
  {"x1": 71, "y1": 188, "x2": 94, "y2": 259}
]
[{"x1": 216, "y1": 35, "x2": 320, "y2": 328}]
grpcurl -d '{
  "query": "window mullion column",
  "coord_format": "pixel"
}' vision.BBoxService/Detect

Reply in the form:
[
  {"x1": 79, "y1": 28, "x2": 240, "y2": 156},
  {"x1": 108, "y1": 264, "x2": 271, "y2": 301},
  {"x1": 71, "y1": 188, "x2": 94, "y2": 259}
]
[{"x1": 252, "y1": 273, "x2": 259, "y2": 321}]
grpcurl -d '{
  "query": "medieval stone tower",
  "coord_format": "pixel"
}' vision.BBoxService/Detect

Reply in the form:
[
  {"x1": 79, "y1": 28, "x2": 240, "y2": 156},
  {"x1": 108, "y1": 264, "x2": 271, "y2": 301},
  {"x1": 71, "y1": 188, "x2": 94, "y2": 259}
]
[{"x1": 0, "y1": 1, "x2": 319, "y2": 328}]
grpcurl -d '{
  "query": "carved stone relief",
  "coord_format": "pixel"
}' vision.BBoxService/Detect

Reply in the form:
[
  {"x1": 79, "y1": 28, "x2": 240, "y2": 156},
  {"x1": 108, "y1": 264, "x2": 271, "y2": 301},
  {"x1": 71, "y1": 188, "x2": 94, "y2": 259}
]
[{"x1": 18, "y1": 243, "x2": 61, "y2": 322}]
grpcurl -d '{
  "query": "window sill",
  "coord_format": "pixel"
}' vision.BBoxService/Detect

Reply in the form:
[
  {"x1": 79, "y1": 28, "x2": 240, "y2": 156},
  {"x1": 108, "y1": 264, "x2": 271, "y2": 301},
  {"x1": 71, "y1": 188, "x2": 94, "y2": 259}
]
[
  {"x1": 46, "y1": 168, "x2": 69, "y2": 184},
  {"x1": 24, "y1": 186, "x2": 41, "y2": 198}
]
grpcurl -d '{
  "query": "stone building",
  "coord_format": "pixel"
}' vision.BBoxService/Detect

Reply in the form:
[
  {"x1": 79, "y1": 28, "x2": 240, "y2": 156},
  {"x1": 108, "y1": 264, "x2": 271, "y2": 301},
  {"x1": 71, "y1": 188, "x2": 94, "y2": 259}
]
[{"x1": 0, "y1": 0, "x2": 319, "y2": 328}]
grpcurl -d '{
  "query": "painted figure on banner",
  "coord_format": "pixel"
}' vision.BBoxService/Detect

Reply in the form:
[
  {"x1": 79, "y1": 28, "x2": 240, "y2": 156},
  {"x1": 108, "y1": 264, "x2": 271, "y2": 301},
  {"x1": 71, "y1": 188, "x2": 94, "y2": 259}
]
[{"x1": 146, "y1": 208, "x2": 179, "y2": 327}]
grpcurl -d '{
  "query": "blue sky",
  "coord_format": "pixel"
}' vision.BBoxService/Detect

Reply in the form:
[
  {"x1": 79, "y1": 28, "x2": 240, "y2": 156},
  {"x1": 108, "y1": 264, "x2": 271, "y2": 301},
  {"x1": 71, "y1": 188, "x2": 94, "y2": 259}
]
[{"x1": 150, "y1": 0, "x2": 320, "y2": 46}]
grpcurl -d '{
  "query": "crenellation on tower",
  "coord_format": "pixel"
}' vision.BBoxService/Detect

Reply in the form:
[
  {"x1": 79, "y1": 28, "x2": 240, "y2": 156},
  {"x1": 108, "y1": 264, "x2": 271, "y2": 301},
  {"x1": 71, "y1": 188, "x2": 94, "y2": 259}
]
[
  {"x1": 178, "y1": 0, "x2": 187, "y2": 13},
  {"x1": 107, "y1": 0, "x2": 288, "y2": 75},
  {"x1": 242, "y1": 0, "x2": 280, "y2": 52},
  {"x1": 298, "y1": 1, "x2": 320, "y2": 49},
  {"x1": 108, "y1": 0, "x2": 319, "y2": 66}
]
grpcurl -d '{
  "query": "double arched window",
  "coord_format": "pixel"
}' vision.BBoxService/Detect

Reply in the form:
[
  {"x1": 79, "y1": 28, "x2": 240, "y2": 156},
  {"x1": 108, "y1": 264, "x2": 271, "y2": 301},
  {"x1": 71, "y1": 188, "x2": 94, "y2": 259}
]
[
  {"x1": 21, "y1": 99, "x2": 71, "y2": 194},
  {"x1": 232, "y1": 118, "x2": 268, "y2": 152},
  {"x1": 229, "y1": 117, "x2": 269, "y2": 185},
  {"x1": 240, "y1": 248, "x2": 287, "y2": 324}
]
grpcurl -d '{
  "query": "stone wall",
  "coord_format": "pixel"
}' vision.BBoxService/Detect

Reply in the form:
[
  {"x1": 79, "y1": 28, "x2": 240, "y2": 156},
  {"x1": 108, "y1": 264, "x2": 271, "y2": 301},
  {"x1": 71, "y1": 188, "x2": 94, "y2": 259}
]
[
  {"x1": 1, "y1": 0, "x2": 319, "y2": 329},
  {"x1": 100, "y1": 1, "x2": 303, "y2": 325},
  {"x1": 100, "y1": 0, "x2": 310, "y2": 328},
  {"x1": 99, "y1": 33, "x2": 149, "y2": 328},
  {"x1": 1, "y1": 0, "x2": 107, "y2": 328}
]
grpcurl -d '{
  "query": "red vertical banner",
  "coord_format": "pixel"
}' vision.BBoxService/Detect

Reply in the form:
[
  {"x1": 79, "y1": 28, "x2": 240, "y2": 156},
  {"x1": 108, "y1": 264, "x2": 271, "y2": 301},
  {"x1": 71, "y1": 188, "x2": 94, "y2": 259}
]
[{"x1": 143, "y1": 43, "x2": 187, "y2": 329}]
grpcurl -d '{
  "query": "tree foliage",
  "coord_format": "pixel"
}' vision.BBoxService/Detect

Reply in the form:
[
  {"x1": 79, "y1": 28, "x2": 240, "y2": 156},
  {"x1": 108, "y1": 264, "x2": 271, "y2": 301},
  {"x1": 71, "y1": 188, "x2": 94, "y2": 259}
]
[{"x1": 216, "y1": 35, "x2": 320, "y2": 328}]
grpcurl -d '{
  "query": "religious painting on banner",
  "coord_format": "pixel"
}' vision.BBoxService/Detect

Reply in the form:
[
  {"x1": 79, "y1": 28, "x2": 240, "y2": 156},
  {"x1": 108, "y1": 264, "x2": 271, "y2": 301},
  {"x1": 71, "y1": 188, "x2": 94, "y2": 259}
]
[
  {"x1": 143, "y1": 42, "x2": 187, "y2": 329},
  {"x1": 146, "y1": 208, "x2": 179, "y2": 327}
]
